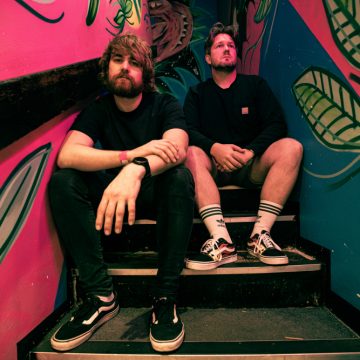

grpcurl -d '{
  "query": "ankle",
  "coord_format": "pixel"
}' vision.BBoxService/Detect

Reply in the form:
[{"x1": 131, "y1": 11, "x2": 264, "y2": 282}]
[
  {"x1": 97, "y1": 292, "x2": 114, "y2": 302},
  {"x1": 212, "y1": 234, "x2": 232, "y2": 244}
]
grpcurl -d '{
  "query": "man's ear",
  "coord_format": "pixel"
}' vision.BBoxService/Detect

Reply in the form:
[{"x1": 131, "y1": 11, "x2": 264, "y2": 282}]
[{"x1": 205, "y1": 54, "x2": 211, "y2": 65}]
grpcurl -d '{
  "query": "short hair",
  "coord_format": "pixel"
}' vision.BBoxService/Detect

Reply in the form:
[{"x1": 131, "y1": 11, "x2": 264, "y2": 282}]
[
  {"x1": 99, "y1": 33, "x2": 156, "y2": 93},
  {"x1": 204, "y1": 22, "x2": 238, "y2": 55}
]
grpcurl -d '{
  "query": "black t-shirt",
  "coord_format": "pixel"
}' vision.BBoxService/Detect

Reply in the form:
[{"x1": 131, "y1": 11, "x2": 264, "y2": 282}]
[
  {"x1": 184, "y1": 75, "x2": 287, "y2": 156},
  {"x1": 71, "y1": 92, "x2": 187, "y2": 152}
]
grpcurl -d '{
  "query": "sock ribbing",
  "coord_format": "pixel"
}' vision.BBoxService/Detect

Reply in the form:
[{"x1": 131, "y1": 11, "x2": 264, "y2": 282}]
[
  {"x1": 251, "y1": 200, "x2": 283, "y2": 237},
  {"x1": 199, "y1": 204, "x2": 232, "y2": 243}
]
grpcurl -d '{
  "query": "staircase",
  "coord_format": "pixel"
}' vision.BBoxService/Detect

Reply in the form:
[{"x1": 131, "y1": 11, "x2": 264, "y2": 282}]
[{"x1": 30, "y1": 187, "x2": 360, "y2": 359}]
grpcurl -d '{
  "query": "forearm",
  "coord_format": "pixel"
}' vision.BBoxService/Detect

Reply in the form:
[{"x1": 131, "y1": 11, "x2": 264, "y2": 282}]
[
  {"x1": 57, "y1": 144, "x2": 125, "y2": 171},
  {"x1": 136, "y1": 128, "x2": 188, "y2": 176}
]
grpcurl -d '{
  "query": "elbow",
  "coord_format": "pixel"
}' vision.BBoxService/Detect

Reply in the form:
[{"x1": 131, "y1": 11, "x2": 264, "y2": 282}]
[
  {"x1": 176, "y1": 147, "x2": 188, "y2": 164},
  {"x1": 56, "y1": 151, "x2": 71, "y2": 169}
]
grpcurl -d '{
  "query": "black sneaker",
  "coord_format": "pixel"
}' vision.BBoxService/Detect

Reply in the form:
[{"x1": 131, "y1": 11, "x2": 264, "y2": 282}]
[
  {"x1": 247, "y1": 230, "x2": 288, "y2": 265},
  {"x1": 185, "y1": 238, "x2": 237, "y2": 270},
  {"x1": 51, "y1": 294, "x2": 119, "y2": 351},
  {"x1": 150, "y1": 297, "x2": 184, "y2": 352}
]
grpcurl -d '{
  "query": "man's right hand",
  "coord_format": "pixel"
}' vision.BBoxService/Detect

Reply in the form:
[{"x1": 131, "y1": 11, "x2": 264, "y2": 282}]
[
  {"x1": 210, "y1": 143, "x2": 254, "y2": 172},
  {"x1": 210, "y1": 143, "x2": 244, "y2": 172},
  {"x1": 129, "y1": 139, "x2": 179, "y2": 164},
  {"x1": 95, "y1": 164, "x2": 144, "y2": 236}
]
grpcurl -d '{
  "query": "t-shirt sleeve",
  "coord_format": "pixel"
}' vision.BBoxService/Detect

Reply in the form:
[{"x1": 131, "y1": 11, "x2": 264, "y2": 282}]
[
  {"x1": 159, "y1": 94, "x2": 188, "y2": 134},
  {"x1": 70, "y1": 100, "x2": 104, "y2": 142}
]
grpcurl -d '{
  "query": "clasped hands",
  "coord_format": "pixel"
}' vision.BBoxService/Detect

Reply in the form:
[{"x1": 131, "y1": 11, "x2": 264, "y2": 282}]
[{"x1": 210, "y1": 143, "x2": 254, "y2": 173}]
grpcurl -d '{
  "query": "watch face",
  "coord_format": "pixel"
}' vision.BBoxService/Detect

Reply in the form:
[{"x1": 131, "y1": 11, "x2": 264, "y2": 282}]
[
  {"x1": 133, "y1": 157, "x2": 151, "y2": 177},
  {"x1": 134, "y1": 157, "x2": 147, "y2": 164}
]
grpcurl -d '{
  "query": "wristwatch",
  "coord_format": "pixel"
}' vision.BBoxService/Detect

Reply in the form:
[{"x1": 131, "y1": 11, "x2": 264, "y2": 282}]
[{"x1": 132, "y1": 157, "x2": 151, "y2": 178}]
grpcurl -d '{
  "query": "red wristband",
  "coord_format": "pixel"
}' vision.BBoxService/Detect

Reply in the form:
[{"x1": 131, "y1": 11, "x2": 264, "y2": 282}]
[{"x1": 119, "y1": 151, "x2": 128, "y2": 162}]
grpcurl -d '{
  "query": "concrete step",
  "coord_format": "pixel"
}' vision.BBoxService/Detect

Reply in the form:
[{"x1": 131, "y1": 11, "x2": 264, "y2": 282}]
[{"x1": 31, "y1": 306, "x2": 360, "y2": 359}]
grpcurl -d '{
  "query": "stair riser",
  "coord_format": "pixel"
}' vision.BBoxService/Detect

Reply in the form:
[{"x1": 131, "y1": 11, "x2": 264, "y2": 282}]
[
  {"x1": 102, "y1": 219, "x2": 299, "y2": 253},
  {"x1": 111, "y1": 271, "x2": 324, "y2": 308}
]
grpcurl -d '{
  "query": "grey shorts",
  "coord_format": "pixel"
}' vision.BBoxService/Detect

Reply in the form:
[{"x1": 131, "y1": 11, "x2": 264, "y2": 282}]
[{"x1": 213, "y1": 158, "x2": 262, "y2": 189}]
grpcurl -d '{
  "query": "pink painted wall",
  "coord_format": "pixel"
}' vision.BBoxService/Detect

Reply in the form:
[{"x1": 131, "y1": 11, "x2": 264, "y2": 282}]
[
  {"x1": 1, "y1": 0, "x2": 151, "y2": 81},
  {"x1": 0, "y1": 1, "x2": 152, "y2": 359},
  {"x1": 0, "y1": 112, "x2": 75, "y2": 360}
]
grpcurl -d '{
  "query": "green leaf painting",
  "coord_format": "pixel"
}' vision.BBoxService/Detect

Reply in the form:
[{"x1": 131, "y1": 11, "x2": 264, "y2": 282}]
[
  {"x1": 86, "y1": 0, "x2": 100, "y2": 26},
  {"x1": 323, "y1": 0, "x2": 360, "y2": 69},
  {"x1": 292, "y1": 66, "x2": 360, "y2": 152},
  {"x1": 254, "y1": 0, "x2": 273, "y2": 23},
  {"x1": 0, "y1": 144, "x2": 51, "y2": 263},
  {"x1": 107, "y1": 0, "x2": 135, "y2": 35}
]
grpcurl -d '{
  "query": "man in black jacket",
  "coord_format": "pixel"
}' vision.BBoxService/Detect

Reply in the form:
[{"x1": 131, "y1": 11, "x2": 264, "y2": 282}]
[{"x1": 184, "y1": 22, "x2": 303, "y2": 270}]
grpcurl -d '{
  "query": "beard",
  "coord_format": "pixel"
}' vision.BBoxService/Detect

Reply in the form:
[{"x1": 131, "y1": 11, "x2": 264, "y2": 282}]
[
  {"x1": 212, "y1": 63, "x2": 236, "y2": 73},
  {"x1": 106, "y1": 74, "x2": 144, "y2": 98}
]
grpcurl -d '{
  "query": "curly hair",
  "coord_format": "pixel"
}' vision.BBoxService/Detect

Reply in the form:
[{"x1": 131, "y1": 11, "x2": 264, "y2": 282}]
[
  {"x1": 204, "y1": 22, "x2": 238, "y2": 55},
  {"x1": 99, "y1": 33, "x2": 156, "y2": 93}
]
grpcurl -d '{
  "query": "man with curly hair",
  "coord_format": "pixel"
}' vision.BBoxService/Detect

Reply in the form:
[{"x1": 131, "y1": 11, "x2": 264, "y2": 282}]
[{"x1": 49, "y1": 33, "x2": 194, "y2": 353}]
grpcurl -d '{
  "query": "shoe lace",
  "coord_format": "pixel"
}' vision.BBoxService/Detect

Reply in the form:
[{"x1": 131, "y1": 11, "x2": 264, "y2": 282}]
[
  {"x1": 201, "y1": 238, "x2": 220, "y2": 253},
  {"x1": 153, "y1": 298, "x2": 175, "y2": 325},
  {"x1": 258, "y1": 232, "x2": 275, "y2": 249}
]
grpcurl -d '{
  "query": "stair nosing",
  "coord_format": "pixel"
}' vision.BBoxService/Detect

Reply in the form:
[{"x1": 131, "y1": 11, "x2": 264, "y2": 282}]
[
  {"x1": 129, "y1": 214, "x2": 295, "y2": 225},
  {"x1": 33, "y1": 338, "x2": 360, "y2": 359},
  {"x1": 107, "y1": 263, "x2": 321, "y2": 276}
]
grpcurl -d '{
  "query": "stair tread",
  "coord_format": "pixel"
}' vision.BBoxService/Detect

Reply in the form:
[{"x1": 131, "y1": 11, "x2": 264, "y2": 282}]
[
  {"x1": 33, "y1": 307, "x2": 360, "y2": 358},
  {"x1": 105, "y1": 248, "x2": 321, "y2": 275}
]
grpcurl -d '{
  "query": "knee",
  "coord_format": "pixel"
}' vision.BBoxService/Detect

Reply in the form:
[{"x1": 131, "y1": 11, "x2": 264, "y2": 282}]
[
  {"x1": 278, "y1": 138, "x2": 303, "y2": 162},
  {"x1": 160, "y1": 166, "x2": 195, "y2": 197},
  {"x1": 185, "y1": 146, "x2": 210, "y2": 169},
  {"x1": 286, "y1": 138, "x2": 303, "y2": 161}
]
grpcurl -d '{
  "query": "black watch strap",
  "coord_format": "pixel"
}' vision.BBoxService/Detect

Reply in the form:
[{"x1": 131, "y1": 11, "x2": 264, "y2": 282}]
[{"x1": 132, "y1": 157, "x2": 151, "y2": 178}]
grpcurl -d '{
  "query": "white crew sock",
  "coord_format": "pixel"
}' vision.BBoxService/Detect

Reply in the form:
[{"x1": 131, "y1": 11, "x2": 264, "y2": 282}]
[
  {"x1": 199, "y1": 204, "x2": 232, "y2": 243},
  {"x1": 251, "y1": 200, "x2": 283, "y2": 237}
]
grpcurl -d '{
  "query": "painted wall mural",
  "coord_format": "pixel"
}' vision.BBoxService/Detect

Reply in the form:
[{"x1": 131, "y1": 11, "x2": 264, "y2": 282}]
[
  {"x1": 0, "y1": 0, "x2": 151, "y2": 82},
  {"x1": 150, "y1": 0, "x2": 216, "y2": 104},
  {"x1": 0, "y1": 112, "x2": 75, "y2": 360},
  {"x1": 293, "y1": 66, "x2": 359, "y2": 185},
  {"x1": 1, "y1": 2, "x2": 358, "y2": 360},
  {"x1": 253, "y1": 0, "x2": 359, "y2": 309},
  {"x1": 0, "y1": 144, "x2": 51, "y2": 264}
]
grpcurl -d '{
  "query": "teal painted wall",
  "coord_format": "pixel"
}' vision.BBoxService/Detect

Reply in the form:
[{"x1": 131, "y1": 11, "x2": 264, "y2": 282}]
[{"x1": 257, "y1": 1, "x2": 359, "y2": 310}]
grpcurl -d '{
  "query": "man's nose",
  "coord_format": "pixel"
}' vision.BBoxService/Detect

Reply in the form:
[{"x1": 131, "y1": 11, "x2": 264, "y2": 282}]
[{"x1": 121, "y1": 60, "x2": 129, "y2": 70}]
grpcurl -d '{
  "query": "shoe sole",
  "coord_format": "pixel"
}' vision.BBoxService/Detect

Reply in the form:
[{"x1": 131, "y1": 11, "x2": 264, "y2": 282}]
[
  {"x1": 50, "y1": 304, "x2": 120, "y2": 352},
  {"x1": 150, "y1": 324, "x2": 185, "y2": 352},
  {"x1": 185, "y1": 254, "x2": 238, "y2": 270},
  {"x1": 248, "y1": 250, "x2": 289, "y2": 265}
]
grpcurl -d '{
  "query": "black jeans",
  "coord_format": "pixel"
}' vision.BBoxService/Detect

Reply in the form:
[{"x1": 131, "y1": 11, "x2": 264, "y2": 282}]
[{"x1": 48, "y1": 165, "x2": 194, "y2": 302}]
